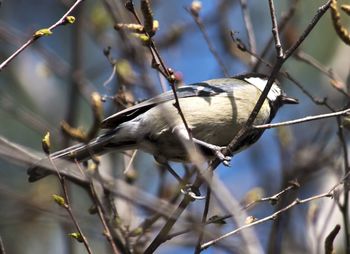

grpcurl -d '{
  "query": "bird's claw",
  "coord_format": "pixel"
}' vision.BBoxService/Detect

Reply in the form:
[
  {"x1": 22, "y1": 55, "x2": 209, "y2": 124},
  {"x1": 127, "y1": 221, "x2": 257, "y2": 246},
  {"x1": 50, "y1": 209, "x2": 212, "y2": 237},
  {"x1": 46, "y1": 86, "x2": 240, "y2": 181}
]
[
  {"x1": 214, "y1": 148, "x2": 231, "y2": 166},
  {"x1": 181, "y1": 184, "x2": 206, "y2": 200}
]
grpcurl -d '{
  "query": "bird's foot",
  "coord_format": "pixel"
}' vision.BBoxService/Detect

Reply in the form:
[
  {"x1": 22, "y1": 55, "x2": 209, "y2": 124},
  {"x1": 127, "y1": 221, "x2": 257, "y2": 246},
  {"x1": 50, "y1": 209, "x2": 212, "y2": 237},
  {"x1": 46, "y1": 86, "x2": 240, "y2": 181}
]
[
  {"x1": 192, "y1": 138, "x2": 231, "y2": 166},
  {"x1": 213, "y1": 147, "x2": 231, "y2": 166},
  {"x1": 181, "y1": 184, "x2": 205, "y2": 200}
]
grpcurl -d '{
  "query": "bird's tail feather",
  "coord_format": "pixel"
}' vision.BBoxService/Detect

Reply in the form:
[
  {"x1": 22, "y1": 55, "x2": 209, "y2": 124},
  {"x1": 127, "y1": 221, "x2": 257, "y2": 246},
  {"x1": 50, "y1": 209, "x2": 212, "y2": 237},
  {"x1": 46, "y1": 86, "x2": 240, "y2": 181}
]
[{"x1": 27, "y1": 129, "x2": 137, "y2": 182}]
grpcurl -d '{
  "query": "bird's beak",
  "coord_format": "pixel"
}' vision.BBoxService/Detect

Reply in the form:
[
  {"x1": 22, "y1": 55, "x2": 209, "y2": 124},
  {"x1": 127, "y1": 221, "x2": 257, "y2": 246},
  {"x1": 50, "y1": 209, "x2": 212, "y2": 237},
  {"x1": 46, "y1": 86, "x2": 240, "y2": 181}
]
[{"x1": 281, "y1": 95, "x2": 299, "y2": 104}]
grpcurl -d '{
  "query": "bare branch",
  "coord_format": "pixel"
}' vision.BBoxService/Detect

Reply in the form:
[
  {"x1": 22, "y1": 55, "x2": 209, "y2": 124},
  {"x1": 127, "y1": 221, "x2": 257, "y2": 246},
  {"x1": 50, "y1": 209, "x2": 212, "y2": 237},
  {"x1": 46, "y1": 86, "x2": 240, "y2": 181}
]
[
  {"x1": 0, "y1": 0, "x2": 84, "y2": 71},
  {"x1": 201, "y1": 191, "x2": 334, "y2": 250},
  {"x1": 268, "y1": 0, "x2": 284, "y2": 58},
  {"x1": 239, "y1": 0, "x2": 257, "y2": 65},
  {"x1": 254, "y1": 108, "x2": 350, "y2": 129}
]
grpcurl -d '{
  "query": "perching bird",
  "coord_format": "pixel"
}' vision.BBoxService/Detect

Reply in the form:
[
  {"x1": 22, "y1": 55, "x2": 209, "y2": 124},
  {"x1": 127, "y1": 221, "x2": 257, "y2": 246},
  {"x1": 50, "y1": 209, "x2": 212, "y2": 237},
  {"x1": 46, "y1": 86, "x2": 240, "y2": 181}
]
[{"x1": 28, "y1": 73, "x2": 298, "y2": 182}]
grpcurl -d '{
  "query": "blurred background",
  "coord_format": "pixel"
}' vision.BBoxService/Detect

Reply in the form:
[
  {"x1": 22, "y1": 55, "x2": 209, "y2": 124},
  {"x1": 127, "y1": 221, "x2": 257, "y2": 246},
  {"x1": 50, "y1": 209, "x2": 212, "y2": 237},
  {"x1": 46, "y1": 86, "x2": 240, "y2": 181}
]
[{"x1": 0, "y1": 0, "x2": 350, "y2": 253}]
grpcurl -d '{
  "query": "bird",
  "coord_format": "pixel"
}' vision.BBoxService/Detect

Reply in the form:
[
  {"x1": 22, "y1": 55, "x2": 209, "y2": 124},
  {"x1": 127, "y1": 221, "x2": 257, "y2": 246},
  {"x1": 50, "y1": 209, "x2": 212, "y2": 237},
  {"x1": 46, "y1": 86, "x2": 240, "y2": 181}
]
[{"x1": 28, "y1": 73, "x2": 298, "y2": 182}]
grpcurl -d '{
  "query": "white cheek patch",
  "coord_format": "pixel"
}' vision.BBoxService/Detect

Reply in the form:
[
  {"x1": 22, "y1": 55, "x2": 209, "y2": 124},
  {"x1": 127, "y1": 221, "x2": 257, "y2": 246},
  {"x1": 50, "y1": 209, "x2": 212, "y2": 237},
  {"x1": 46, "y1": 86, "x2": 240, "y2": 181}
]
[
  {"x1": 244, "y1": 77, "x2": 267, "y2": 91},
  {"x1": 244, "y1": 77, "x2": 281, "y2": 102},
  {"x1": 269, "y1": 84, "x2": 282, "y2": 101}
]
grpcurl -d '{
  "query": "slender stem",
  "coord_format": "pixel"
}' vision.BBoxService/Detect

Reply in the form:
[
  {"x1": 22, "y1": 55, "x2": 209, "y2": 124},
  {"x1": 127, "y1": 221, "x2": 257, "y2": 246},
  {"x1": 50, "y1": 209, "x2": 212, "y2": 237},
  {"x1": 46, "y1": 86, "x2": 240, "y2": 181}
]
[
  {"x1": 0, "y1": 0, "x2": 84, "y2": 71},
  {"x1": 201, "y1": 191, "x2": 335, "y2": 250},
  {"x1": 194, "y1": 186, "x2": 211, "y2": 254},
  {"x1": 0, "y1": 39, "x2": 34, "y2": 71},
  {"x1": 60, "y1": 6, "x2": 85, "y2": 253},
  {"x1": 243, "y1": 184, "x2": 296, "y2": 210},
  {"x1": 127, "y1": 2, "x2": 193, "y2": 139},
  {"x1": 71, "y1": 159, "x2": 123, "y2": 253},
  {"x1": 284, "y1": 1, "x2": 332, "y2": 59},
  {"x1": 187, "y1": 8, "x2": 229, "y2": 77},
  {"x1": 144, "y1": 196, "x2": 193, "y2": 254},
  {"x1": 253, "y1": 0, "x2": 299, "y2": 72},
  {"x1": 294, "y1": 51, "x2": 349, "y2": 98},
  {"x1": 336, "y1": 117, "x2": 350, "y2": 253},
  {"x1": 254, "y1": 108, "x2": 350, "y2": 129},
  {"x1": 166, "y1": 184, "x2": 297, "y2": 241},
  {"x1": 239, "y1": 0, "x2": 257, "y2": 65},
  {"x1": 268, "y1": 0, "x2": 284, "y2": 58},
  {"x1": 48, "y1": 156, "x2": 93, "y2": 254},
  {"x1": 89, "y1": 181, "x2": 121, "y2": 254}
]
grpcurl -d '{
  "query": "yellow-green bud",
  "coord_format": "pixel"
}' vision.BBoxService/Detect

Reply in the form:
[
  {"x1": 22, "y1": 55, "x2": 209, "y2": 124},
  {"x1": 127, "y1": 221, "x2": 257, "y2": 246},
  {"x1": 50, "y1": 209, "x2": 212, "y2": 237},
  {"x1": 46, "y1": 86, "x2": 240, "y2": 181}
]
[
  {"x1": 68, "y1": 232, "x2": 84, "y2": 243},
  {"x1": 65, "y1": 16, "x2": 76, "y2": 24},
  {"x1": 52, "y1": 194, "x2": 66, "y2": 207},
  {"x1": 34, "y1": 28, "x2": 52, "y2": 38},
  {"x1": 42, "y1": 132, "x2": 51, "y2": 155}
]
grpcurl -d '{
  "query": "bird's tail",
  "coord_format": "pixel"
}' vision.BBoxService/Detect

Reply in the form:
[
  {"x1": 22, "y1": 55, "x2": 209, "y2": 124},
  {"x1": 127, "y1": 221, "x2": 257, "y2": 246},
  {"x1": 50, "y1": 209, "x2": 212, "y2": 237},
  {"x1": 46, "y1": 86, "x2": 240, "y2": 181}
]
[{"x1": 27, "y1": 128, "x2": 137, "y2": 182}]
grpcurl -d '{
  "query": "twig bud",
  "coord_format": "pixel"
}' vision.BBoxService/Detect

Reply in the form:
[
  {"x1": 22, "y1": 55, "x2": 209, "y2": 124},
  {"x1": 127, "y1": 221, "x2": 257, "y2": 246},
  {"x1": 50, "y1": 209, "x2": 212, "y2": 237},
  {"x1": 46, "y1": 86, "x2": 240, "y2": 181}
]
[
  {"x1": 125, "y1": 0, "x2": 135, "y2": 12},
  {"x1": 34, "y1": 28, "x2": 52, "y2": 38},
  {"x1": 65, "y1": 16, "x2": 76, "y2": 24},
  {"x1": 341, "y1": 4, "x2": 350, "y2": 15},
  {"x1": 52, "y1": 194, "x2": 67, "y2": 208},
  {"x1": 41, "y1": 132, "x2": 51, "y2": 155},
  {"x1": 68, "y1": 232, "x2": 84, "y2": 243},
  {"x1": 61, "y1": 121, "x2": 87, "y2": 142},
  {"x1": 330, "y1": 0, "x2": 350, "y2": 45},
  {"x1": 190, "y1": 1, "x2": 202, "y2": 17},
  {"x1": 245, "y1": 216, "x2": 257, "y2": 224},
  {"x1": 114, "y1": 23, "x2": 144, "y2": 33}
]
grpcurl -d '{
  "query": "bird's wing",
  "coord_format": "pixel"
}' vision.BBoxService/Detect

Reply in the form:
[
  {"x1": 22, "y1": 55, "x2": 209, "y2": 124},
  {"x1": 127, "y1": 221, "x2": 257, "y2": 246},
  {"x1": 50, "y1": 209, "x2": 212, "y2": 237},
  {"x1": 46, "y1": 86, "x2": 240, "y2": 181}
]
[{"x1": 101, "y1": 78, "x2": 249, "y2": 128}]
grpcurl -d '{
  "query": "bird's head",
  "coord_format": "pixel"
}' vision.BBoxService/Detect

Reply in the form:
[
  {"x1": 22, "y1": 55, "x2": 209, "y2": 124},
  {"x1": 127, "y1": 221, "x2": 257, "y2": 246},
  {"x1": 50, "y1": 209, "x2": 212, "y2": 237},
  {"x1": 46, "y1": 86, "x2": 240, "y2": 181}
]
[{"x1": 240, "y1": 73, "x2": 298, "y2": 107}]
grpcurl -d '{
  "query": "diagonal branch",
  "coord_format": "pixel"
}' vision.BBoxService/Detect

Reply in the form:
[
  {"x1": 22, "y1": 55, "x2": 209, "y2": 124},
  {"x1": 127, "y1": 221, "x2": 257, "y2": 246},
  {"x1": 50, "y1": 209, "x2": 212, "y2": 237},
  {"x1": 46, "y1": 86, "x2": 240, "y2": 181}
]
[{"x1": 0, "y1": 0, "x2": 84, "y2": 71}]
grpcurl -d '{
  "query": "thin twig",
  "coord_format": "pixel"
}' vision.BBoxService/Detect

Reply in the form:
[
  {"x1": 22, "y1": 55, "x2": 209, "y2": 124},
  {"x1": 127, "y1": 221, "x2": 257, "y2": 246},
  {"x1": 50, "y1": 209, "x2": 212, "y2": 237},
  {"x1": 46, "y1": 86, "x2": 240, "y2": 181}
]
[
  {"x1": 201, "y1": 163, "x2": 350, "y2": 250},
  {"x1": 130, "y1": 169, "x2": 195, "y2": 242},
  {"x1": 48, "y1": 156, "x2": 93, "y2": 254},
  {"x1": 231, "y1": 31, "x2": 336, "y2": 112},
  {"x1": 201, "y1": 191, "x2": 334, "y2": 250},
  {"x1": 90, "y1": 182, "x2": 122, "y2": 253},
  {"x1": 239, "y1": 0, "x2": 257, "y2": 65},
  {"x1": 186, "y1": 7, "x2": 229, "y2": 77},
  {"x1": 254, "y1": 108, "x2": 350, "y2": 129},
  {"x1": 123, "y1": 150, "x2": 138, "y2": 174},
  {"x1": 61, "y1": 8, "x2": 85, "y2": 253},
  {"x1": 243, "y1": 183, "x2": 297, "y2": 209},
  {"x1": 316, "y1": 201, "x2": 337, "y2": 254},
  {"x1": 73, "y1": 161, "x2": 122, "y2": 254},
  {"x1": 103, "y1": 64, "x2": 117, "y2": 87},
  {"x1": 144, "y1": 195, "x2": 193, "y2": 253},
  {"x1": 268, "y1": 0, "x2": 284, "y2": 58},
  {"x1": 294, "y1": 50, "x2": 349, "y2": 98},
  {"x1": 253, "y1": 0, "x2": 299, "y2": 72},
  {"x1": 126, "y1": 1, "x2": 193, "y2": 139},
  {"x1": 284, "y1": 1, "x2": 331, "y2": 60},
  {"x1": 167, "y1": 182, "x2": 298, "y2": 241},
  {"x1": 194, "y1": 186, "x2": 211, "y2": 254},
  {"x1": 0, "y1": 0, "x2": 84, "y2": 71},
  {"x1": 336, "y1": 116, "x2": 350, "y2": 253}
]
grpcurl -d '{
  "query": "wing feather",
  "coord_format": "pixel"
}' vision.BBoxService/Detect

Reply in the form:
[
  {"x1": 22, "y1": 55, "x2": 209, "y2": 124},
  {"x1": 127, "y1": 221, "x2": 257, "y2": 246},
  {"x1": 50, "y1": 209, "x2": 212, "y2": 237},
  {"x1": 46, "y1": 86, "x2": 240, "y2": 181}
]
[{"x1": 101, "y1": 78, "x2": 250, "y2": 129}]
